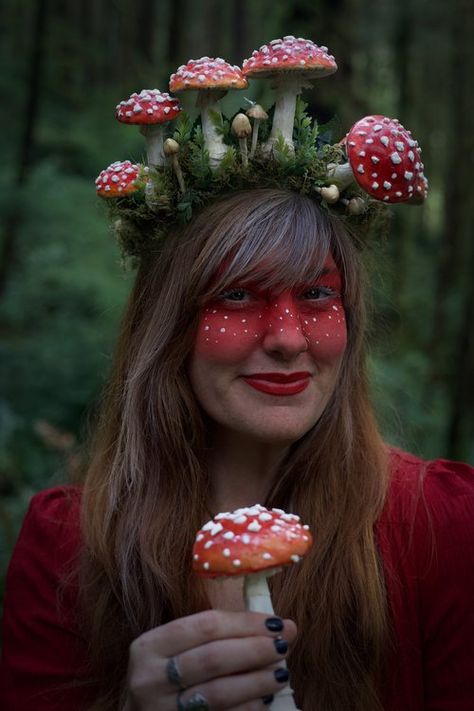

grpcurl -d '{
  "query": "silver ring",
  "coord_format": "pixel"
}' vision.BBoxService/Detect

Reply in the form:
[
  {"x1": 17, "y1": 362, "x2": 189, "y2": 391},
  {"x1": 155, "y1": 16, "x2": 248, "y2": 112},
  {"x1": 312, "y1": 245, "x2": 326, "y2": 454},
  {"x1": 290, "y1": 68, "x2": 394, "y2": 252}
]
[
  {"x1": 177, "y1": 691, "x2": 210, "y2": 711},
  {"x1": 166, "y1": 655, "x2": 185, "y2": 690}
]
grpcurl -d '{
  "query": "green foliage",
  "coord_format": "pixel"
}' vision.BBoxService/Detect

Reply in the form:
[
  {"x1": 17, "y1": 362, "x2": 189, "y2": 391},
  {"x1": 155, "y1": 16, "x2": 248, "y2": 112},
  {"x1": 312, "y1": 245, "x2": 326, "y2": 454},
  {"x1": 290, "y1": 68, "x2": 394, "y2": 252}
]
[
  {"x1": 293, "y1": 97, "x2": 319, "y2": 163},
  {"x1": 173, "y1": 112, "x2": 193, "y2": 145}
]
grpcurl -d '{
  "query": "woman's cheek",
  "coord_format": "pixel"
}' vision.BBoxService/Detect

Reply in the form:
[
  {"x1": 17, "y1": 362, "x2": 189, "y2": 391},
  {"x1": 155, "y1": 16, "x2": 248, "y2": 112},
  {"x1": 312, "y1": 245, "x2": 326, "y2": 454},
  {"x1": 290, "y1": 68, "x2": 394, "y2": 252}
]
[
  {"x1": 301, "y1": 302, "x2": 347, "y2": 360},
  {"x1": 194, "y1": 307, "x2": 264, "y2": 361}
]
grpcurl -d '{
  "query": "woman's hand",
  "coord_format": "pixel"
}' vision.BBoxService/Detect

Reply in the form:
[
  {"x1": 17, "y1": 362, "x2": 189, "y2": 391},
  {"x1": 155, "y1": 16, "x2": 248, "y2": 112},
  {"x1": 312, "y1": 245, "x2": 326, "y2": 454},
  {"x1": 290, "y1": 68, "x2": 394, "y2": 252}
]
[{"x1": 124, "y1": 609, "x2": 297, "y2": 710}]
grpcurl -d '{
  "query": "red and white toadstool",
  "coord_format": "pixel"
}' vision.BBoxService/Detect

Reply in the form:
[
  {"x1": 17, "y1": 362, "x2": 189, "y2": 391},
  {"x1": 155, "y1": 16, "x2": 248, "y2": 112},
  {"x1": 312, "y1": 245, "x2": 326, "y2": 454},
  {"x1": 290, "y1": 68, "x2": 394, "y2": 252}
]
[
  {"x1": 95, "y1": 160, "x2": 145, "y2": 198},
  {"x1": 115, "y1": 89, "x2": 181, "y2": 168},
  {"x1": 242, "y1": 37, "x2": 337, "y2": 154},
  {"x1": 193, "y1": 504, "x2": 312, "y2": 710},
  {"x1": 169, "y1": 57, "x2": 248, "y2": 168},
  {"x1": 328, "y1": 115, "x2": 429, "y2": 204}
]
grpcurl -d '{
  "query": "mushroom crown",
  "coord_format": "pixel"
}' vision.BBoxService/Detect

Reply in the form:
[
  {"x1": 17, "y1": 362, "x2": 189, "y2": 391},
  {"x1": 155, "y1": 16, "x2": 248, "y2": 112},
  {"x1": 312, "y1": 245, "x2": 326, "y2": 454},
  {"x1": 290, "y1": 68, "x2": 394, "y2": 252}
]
[
  {"x1": 115, "y1": 89, "x2": 181, "y2": 125},
  {"x1": 193, "y1": 504, "x2": 313, "y2": 578},
  {"x1": 242, "y1": 36, "x2": 337, "y2": 79},
  {"x1": 345, "y1": 115, "x2": 428, "y2": 204},
  {"x1": 169, "y1": 57, "x2": 248, "y2": 92},
  {"x1": 95, "y1": 160, "x2": 145, "y2": 198}
]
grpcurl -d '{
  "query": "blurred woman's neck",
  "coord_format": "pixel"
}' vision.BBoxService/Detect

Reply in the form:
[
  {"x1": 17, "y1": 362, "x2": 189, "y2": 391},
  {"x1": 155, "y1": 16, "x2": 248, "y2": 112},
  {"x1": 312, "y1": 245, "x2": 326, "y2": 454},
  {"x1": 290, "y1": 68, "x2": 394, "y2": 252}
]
[{"x1": 207, "y1": 424, "x2": 291, "y2": 514}]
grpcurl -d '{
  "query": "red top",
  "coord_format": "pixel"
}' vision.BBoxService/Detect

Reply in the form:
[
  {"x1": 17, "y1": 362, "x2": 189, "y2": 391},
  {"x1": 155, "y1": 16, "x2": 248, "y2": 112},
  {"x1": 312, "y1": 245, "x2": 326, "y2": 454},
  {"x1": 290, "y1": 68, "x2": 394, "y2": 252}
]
[{"x1": 1, "y1": 449, "x2": 473, "y2": 710}]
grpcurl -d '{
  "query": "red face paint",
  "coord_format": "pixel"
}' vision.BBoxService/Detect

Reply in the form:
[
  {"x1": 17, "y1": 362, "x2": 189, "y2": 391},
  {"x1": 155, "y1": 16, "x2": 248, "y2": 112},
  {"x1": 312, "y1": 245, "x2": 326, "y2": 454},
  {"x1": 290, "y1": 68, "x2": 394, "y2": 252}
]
[{"x1": 194, "y1": 256, "x2": 347, "y2": 365}]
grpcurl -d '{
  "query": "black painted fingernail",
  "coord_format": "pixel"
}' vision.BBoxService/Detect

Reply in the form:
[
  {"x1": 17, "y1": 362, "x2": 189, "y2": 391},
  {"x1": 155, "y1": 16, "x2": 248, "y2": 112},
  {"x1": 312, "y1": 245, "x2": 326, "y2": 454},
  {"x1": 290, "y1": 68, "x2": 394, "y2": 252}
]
[
  {"x1": 274, "y1": 667, "x2": 289, "y2": 683},
  {"x1": 262, "y1": 695, "x2": 274, "y2": 705},
  {"x1": 274, "y1": 638, "x2": 288, "y2": 654},
  {"x1": 265, "y1": 616, "x2": 283, "y2": 632}
]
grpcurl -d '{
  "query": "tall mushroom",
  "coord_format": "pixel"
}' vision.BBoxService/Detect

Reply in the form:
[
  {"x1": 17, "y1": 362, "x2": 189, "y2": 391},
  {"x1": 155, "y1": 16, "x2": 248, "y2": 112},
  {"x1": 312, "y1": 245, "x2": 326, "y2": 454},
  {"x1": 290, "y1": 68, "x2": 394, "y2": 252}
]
[
  {"x1": 115, "y1": 89, "x2": 181, "y2": 168},
  {"x1": 242, "y1": 37, "x2": 337, "y2": 155},
  {"x1": 328, "y1": 115, "x2": 429, "y2": 204},
  {"x1": 246, "y1": 104, "x2": 268, "y2": 158},
  {"x1": 170, "y1": 58, "x2": 248, "y2": 169},
  {"x1": 231, "y1": 113, "x2": 252, "y2": 166},
  {"x1": 193, "y1": 504, "x2": 312, "y2": 711}
]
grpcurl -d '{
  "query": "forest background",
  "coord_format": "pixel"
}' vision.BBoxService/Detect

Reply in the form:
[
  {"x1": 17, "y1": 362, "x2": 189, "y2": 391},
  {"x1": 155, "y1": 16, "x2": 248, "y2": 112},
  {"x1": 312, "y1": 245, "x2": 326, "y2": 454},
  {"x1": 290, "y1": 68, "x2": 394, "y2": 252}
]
[{"x1": 0, "y1": 0, "x2": 473, "y2": 598}]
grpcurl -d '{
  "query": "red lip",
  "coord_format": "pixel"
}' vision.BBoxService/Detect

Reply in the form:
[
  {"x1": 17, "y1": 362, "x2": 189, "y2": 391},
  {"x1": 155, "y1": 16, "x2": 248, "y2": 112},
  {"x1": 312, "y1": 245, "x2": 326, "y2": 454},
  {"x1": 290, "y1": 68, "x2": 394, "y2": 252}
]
[{"x1": 243, "y1": 372, "x2": 311, "y2": 396}]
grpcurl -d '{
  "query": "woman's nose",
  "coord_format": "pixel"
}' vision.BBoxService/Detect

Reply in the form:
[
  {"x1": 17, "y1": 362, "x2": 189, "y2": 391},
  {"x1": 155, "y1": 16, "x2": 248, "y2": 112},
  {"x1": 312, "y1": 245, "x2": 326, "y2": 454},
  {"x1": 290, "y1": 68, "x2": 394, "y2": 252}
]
[{"x1": 261, "y1": 295, "x2": 308, "y2": 359}]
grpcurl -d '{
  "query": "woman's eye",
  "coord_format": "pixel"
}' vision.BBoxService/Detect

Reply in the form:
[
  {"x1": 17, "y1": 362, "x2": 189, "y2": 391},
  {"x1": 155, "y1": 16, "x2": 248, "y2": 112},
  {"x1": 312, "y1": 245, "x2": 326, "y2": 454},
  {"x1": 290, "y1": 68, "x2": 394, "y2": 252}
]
[
  {"x1": 219, "y1": 288, "x2": 249, "y2": 302},
  {"x1": 303, "y1": 286, "x2": 336, "y2": 300}
]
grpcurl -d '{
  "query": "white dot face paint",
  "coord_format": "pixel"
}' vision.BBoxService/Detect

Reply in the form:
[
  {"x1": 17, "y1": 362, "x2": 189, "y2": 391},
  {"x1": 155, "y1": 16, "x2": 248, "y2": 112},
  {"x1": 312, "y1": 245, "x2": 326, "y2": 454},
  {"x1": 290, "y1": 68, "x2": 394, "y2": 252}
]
[{"x1": 189, "y1": 255, "x2": 348, "y2": 444}]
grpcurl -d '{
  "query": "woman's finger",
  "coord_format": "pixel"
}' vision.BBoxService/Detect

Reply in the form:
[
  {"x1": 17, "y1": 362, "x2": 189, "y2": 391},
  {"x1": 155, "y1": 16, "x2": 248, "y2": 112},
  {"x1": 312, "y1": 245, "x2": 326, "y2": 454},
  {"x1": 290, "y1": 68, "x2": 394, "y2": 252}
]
[
  {"x1": 177, "y1": 665, "x2": 290, "y2": 711},
  {"x1": 176, "y1": 634, "x2": 290, "y2": 688},
  {"x1": 133, "y1": 610, "x2": 296, "y2": 658}
]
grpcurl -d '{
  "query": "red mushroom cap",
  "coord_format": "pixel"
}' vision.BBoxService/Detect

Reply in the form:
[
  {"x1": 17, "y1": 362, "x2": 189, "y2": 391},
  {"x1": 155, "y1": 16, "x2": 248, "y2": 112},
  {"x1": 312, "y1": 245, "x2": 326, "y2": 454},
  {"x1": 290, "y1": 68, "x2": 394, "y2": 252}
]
[
  {"x1": 95, "y1": 160, "x2": 146, "y2": 198},
  {"x1": 193, "y1": 504, "x2": 313, "y2": 578},
  {"x1": 115, "y1": 89, "x2": 181, "y2": 125},
  {"x1": 169, "y1": 57, "x2": 248, "y2": 92},
  {"x1": 345, "y1": 115, "x2": 428, "y2": 204},
  {"x1": 242, "y1": 36, "x2": 337, "y2": 79}
]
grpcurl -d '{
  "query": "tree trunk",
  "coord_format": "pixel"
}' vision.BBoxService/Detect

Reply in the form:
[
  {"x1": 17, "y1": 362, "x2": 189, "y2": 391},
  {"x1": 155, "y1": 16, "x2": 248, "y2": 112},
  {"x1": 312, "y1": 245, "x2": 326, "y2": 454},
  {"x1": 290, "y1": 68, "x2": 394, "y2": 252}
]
[{"x1": 0, "y1": 0, "x2": 48, "y2": 299}]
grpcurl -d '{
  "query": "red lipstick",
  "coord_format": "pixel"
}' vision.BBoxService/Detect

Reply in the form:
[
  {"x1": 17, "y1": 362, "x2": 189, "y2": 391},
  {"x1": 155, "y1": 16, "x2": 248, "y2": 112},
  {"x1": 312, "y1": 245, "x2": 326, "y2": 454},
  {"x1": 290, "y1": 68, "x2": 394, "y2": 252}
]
[{"x1": 243, "y1": 372, "x2": 311, "y2": 396}]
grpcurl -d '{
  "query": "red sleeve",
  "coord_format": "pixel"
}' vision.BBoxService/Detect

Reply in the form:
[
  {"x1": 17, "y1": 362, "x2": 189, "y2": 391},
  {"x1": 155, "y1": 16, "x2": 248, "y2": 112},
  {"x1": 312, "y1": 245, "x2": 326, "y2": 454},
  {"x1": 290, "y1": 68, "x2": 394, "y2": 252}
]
[
  {"x1": 0, "y1": 487, "x2": 96, "y2": 710},
  {"x1": 416, "y1": 458, "x2": 474, "y2": 710}
]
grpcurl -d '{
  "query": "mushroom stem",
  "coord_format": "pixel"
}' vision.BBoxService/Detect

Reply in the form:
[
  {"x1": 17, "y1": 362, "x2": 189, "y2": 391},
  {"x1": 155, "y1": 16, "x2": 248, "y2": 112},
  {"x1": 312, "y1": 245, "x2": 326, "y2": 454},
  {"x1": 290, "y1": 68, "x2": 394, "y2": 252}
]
[
  {"x1": 197, "y1": 89, "x2": 229, "y2": 169},
  {"x1": 171, "y1": 155, "x2": 185, "y2": 193},
  {"x1": 239, "y1": 137, "x2": 248, "y2": 167},
  {"x1": 244, "y1": 571, "x2": 275, "y2": 613},
  {"x1": 244, "y1": 572, "x2": 300, "y2": 711},
  {"x1": 249, "y1": 120, "x2": 260, "y2": 159},
  {"x1": 164, "y1": 138, "x2": 186, "y2": 194},
  {"x1": 327, "y1": 161, "x2": 355, "y2": 190},
  {"x1": 140, "y1": 124, "x2": 166, "y2": 168},
  {"x1": 263, "y1": 77, "x2": 304, "y2": 155}
]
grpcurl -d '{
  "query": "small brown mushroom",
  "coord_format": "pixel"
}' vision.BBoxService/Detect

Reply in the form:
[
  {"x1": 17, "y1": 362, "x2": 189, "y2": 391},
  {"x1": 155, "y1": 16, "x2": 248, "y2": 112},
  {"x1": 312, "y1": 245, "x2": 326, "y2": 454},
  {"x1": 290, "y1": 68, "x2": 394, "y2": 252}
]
[
  {"x1": 316, "y1": 184, "x2": 340, "y2": 204},
  {"x1": 163, "y1": 138, "x2": 185, "y2": 194},
  {"x1": 347, "y1": 196, "x2": 367, "y2": 215},
  {"x1": 231, "y1": 113, "x2": 252, "y2": 167},
  {"x1": 246, "y1": 104, "x2": 268, "y2": 158}
]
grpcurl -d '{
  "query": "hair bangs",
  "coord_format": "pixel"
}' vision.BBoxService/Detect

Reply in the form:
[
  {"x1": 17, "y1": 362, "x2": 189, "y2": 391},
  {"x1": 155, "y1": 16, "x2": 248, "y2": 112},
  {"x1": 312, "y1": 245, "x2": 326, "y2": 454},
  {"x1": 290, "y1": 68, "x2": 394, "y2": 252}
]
[{"x1": 199, "y1": 191, "x2": 334, "y2": 301}]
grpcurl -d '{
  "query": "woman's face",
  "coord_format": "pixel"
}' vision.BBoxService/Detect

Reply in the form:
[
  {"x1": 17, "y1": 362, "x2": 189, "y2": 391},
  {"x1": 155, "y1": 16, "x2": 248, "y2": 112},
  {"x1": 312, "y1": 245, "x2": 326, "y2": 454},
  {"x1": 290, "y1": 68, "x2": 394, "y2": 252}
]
[{"x1": 188, "y1": 254, "x2": 347, "y2": 444}]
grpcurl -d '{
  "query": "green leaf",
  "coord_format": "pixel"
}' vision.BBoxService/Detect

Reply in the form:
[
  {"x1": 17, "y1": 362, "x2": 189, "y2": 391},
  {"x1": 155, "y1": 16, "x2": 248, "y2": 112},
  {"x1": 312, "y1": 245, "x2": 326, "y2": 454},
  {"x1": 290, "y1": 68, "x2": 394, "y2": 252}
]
[{"x1": 173, "y1": 112, "x2": 193, "y2": 144}]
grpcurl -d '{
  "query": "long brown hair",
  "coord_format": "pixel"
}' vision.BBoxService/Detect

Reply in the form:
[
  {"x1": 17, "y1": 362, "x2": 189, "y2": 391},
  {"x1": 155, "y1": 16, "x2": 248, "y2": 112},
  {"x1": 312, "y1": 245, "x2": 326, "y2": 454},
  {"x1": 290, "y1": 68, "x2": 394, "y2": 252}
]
[{"x1": 79, "y1": 189, "x2": 390, "y2": 710}]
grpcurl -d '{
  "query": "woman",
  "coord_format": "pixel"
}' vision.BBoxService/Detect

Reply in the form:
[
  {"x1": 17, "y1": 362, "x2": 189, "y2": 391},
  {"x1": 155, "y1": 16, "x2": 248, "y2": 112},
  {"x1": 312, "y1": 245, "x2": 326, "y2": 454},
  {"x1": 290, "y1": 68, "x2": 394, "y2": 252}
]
[{"x1": 1, "y1": 189, "x2": 473, "y2": 711}]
